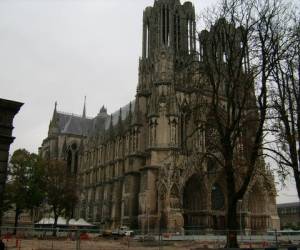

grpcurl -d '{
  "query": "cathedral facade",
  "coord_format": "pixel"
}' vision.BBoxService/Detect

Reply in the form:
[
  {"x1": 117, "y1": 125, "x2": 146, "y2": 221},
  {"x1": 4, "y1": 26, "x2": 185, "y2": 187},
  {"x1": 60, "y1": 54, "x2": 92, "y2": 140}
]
[{"x1": 40, "y1": 0, "x2": 280, "y2": 232}]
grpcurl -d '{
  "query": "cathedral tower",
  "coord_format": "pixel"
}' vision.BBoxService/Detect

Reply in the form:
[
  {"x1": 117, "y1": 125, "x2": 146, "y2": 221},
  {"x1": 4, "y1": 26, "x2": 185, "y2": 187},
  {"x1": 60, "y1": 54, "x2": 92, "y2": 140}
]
[
  {"x1": 138, "y1": 0, "x2": 196, "y2": 96},
  {"x1": 41, "y1": 0, "x2": 279, "y2": 233},
  {"x1": 136, "y1": 0, "x2": 198, "y2": 231}
]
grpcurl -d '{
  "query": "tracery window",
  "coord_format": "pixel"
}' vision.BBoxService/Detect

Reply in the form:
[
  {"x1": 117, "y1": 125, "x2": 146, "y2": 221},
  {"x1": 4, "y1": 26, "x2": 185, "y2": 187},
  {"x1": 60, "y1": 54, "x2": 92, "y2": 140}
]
[
  {"x1": 206, "y1": 124, "x2": 219, "y2": 153},
  {"x1": 211, "y1": 184, "x2": 225, "y2": 210}
]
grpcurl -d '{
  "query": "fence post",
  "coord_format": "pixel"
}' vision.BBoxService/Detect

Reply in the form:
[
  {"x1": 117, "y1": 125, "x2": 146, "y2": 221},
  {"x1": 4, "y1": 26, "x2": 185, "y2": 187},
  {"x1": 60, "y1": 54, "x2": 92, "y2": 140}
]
[
  {"x1": 76, "y1": 229, "x2": 80, "y2": 250},
  {"x1": 275, "y1": 229, "x2": 278, "y2": 248}
]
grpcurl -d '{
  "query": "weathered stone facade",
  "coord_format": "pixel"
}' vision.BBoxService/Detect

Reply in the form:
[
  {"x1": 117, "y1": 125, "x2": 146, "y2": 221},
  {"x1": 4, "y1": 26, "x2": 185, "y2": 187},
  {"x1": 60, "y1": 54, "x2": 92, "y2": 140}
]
[
  {"x1": 40, "y1": 0, "x2": 280, "y2": 232},
  {"x1": 0, "y1": 98, "x2": 23, "y2": 227}
]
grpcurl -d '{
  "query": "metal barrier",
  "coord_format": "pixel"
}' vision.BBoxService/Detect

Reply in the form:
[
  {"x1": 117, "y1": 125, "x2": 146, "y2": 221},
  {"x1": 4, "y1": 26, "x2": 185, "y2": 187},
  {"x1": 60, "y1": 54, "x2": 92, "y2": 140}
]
[{"x1": 0, "y1": 227, "x2": 299, "y2": 250}]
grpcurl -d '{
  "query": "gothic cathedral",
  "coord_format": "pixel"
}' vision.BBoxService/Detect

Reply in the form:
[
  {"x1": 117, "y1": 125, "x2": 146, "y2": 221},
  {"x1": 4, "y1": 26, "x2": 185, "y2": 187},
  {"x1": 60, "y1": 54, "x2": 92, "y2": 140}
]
[{"x1": 40, "y1": 0, "x2": 280, "y2": 232}]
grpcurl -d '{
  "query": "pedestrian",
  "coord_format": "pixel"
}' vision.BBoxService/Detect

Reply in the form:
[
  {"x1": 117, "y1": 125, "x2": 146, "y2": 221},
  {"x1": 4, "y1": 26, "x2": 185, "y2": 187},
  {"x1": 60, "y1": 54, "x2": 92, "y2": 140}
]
[{"x1": 0, "y1": 238, "x2": 5, "y2": 250}]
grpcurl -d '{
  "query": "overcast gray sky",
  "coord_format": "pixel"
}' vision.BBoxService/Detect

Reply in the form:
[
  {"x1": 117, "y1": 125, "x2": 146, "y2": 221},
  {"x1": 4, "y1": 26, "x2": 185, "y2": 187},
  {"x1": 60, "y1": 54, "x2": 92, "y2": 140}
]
[{"x1": 0, "y1": 0, "x2": 298, "y2": 204}]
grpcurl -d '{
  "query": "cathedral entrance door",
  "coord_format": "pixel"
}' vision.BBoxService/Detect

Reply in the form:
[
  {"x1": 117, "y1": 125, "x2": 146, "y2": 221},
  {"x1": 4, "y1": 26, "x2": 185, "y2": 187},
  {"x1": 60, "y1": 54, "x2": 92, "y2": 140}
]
[
  {"x1": 183, "y1": 174, "x2": 206, "y2": 232},
  {"x1": 211, "y1": 184, "x2": 226, "y2": 230}
]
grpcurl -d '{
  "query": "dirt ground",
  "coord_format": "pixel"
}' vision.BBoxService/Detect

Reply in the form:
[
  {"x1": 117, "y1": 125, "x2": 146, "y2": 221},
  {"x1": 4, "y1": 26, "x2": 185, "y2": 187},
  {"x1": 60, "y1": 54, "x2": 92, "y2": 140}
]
[{"x1": 3, "y1": 237, "x2": 216, "y2": 250}]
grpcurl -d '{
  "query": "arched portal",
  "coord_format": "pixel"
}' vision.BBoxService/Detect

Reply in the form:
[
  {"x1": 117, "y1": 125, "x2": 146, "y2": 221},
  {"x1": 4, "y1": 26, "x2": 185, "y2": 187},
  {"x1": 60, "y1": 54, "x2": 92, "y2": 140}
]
[
  {"x1": 211, "y1": 183, "x2": 226, "y2": 230},
  {"x1": 211, "y1": 184, "x2": 225, "y2": 211},
  {"x1": 183, "y1": 174, "x2": 206, "y2": 230}
]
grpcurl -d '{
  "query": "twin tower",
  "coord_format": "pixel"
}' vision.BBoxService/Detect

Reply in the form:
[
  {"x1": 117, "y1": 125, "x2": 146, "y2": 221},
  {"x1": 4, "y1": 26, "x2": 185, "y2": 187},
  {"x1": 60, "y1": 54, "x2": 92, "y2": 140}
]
[
  {"x1": 142, "y1": 0, "x2": 196, "y2": 59},
  {"x1": 138, "y1": 0, "x2": 196, "y2": 95}
]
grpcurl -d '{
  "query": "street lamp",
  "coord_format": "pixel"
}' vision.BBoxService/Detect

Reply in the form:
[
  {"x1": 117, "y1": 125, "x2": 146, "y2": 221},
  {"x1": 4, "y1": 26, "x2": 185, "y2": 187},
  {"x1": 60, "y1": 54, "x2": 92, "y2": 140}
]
[
  {"x1": 238, "y1": 199, "x2": 243, "y2": 235},
  {"x1": 144, "y1": 198, "x2": 150, "y2": 235},
  {"x1": 147, "y1": 205, "x2": 150, "y2": 235}
]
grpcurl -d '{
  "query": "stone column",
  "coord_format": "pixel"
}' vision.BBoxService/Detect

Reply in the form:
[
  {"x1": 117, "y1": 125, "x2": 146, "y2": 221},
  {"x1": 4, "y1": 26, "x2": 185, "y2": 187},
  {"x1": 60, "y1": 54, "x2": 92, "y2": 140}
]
[
  {"x1": 0, "y1": 98, "x2": 23, "y2": 229},
  {"x1": 111, "y1": 179, "x2": 122, "y2": 228},
  {"x1": 122, "y1": 173, "x2": 140, "y2": 229}
]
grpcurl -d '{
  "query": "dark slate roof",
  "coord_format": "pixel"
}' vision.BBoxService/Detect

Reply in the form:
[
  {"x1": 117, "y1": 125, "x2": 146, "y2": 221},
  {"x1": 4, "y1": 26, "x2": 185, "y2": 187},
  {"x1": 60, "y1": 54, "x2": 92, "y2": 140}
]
[
  {"x1": 56, "y1": 112, "x2": 93, "y2": 136},
  {"x1": 55, "y1": 101, "x2": 135, "y2": 136}
]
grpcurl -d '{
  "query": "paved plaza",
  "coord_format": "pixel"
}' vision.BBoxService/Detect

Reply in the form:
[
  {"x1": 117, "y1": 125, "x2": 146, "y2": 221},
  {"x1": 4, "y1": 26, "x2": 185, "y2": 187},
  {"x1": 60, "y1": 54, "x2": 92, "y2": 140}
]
[{"x1": 2, "y1": 238, "x2": 213, "y2": 250}]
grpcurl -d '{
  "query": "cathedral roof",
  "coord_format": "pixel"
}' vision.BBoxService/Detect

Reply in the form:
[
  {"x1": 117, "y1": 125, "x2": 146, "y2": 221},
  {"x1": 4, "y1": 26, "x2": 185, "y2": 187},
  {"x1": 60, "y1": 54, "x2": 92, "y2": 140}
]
[
  {"x1": 56, "y1": 112, "x2": 93, "y2": 136},
  {"x1": 51, "y1": 101, "x2": 136, "y2": 137}
]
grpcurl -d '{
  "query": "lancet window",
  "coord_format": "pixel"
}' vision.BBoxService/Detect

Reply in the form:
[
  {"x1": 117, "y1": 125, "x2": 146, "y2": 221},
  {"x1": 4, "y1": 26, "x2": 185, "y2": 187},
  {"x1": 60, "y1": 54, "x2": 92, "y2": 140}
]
[
  {"x1": 187, "y1": 17, "x2": 195, "y2": 54},
  {"x1": 174, "y1": 11, "x2": 181, "y2": 52},
  {"x1": 161, "y1": 5, "x2": 170, "y2": 46}
]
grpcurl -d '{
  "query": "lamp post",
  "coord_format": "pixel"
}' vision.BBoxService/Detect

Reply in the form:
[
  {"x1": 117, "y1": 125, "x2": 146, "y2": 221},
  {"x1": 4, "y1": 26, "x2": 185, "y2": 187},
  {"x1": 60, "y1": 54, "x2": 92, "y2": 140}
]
[
  {"x1": 238, "y1": 200, "x2": 243, "y2": 236},
  {"x1": 121, "y1": 200, "x2": 124, "y2": 226},
  {"x1": 144, "y1": 198, "x2": 150, "y2": 235},
  {"x1": 147, "y1": 205, "x2": 150, "y2": 235}
]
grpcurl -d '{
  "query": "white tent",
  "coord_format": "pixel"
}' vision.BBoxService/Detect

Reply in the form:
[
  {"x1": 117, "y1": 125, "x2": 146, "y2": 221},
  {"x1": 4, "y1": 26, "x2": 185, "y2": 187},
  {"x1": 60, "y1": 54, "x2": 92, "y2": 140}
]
[
  {"x1": 35, "y1": 217, "x2": 67, "y2": 226},
  {"x1": 68, "y1": 219, "x2": 77, "y2": 226},
  {"x1": 35, "y1": 217, "x2": 94, "y2": 227},
  {"x1": 74, "y1": 218, "x2": 94, "y2": 227},
  {"x1": 56, "y1": 217, "x2": 67, "y2": 225},
  {"x1": 36, "y1": 218, "x2": 54, "y2": 225}
]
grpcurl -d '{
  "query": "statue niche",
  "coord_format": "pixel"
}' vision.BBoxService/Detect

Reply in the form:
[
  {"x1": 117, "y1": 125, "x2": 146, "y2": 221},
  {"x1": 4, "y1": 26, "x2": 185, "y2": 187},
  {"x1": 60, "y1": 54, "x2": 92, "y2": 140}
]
[
  {"x1": 155, "y1": 51, "x2": 173, "y2": 82},
  {"x1": 183, "y1": 174, "x2": 206, "y2": 230},
  {"x1": 170, "y1": 185, "x2": 181, "y2": 209}
]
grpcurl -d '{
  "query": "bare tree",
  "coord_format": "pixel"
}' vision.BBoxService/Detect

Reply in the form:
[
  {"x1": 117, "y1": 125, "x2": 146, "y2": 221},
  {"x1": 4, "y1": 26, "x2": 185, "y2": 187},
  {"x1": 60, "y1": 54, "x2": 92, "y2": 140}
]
[
  {"x1": 269, "y1": 14, "x2": 300, "y2": 200},
  {"x1": 44, "y1": 160, "x2": 78, "y2": 236},
  {"x1": 190, "y1": 0, "x2": 292, "y2": 247}
]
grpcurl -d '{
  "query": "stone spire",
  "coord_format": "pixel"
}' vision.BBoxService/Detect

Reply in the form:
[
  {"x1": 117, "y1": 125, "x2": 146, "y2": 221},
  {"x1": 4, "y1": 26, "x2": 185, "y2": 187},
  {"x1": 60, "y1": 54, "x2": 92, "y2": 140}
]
[
  {"x1": 54, "y1": 101, "x2": 57, "y2": 115},
  {"x1": 99, "y1": 105, "x2": 107, "y2": 115},
  {"x1": 51, "y1": 101, "x2": 58, "y2": 122},
  {"x1": 126, "y1": 102, "x2": 133, "y2": 127},
  {"x1": 108, "y1": 114, "x2": 114, "y2": 139},
  {"x1": 117, "y1": 108, "x2": 124, "y2": 135},
  {"x1": 49, "y1": 101, "x2": 59, "y2": 135},
  {"x1": 82, "y1": 96, "x2": 86, "y2": 119}
]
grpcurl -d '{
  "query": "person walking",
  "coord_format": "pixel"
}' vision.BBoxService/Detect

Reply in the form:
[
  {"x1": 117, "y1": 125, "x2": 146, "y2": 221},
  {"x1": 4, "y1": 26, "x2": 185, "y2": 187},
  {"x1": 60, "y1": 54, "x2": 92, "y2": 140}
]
[{"x1": 0, "y1": 239, "x2": 5, "y2": 250}]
